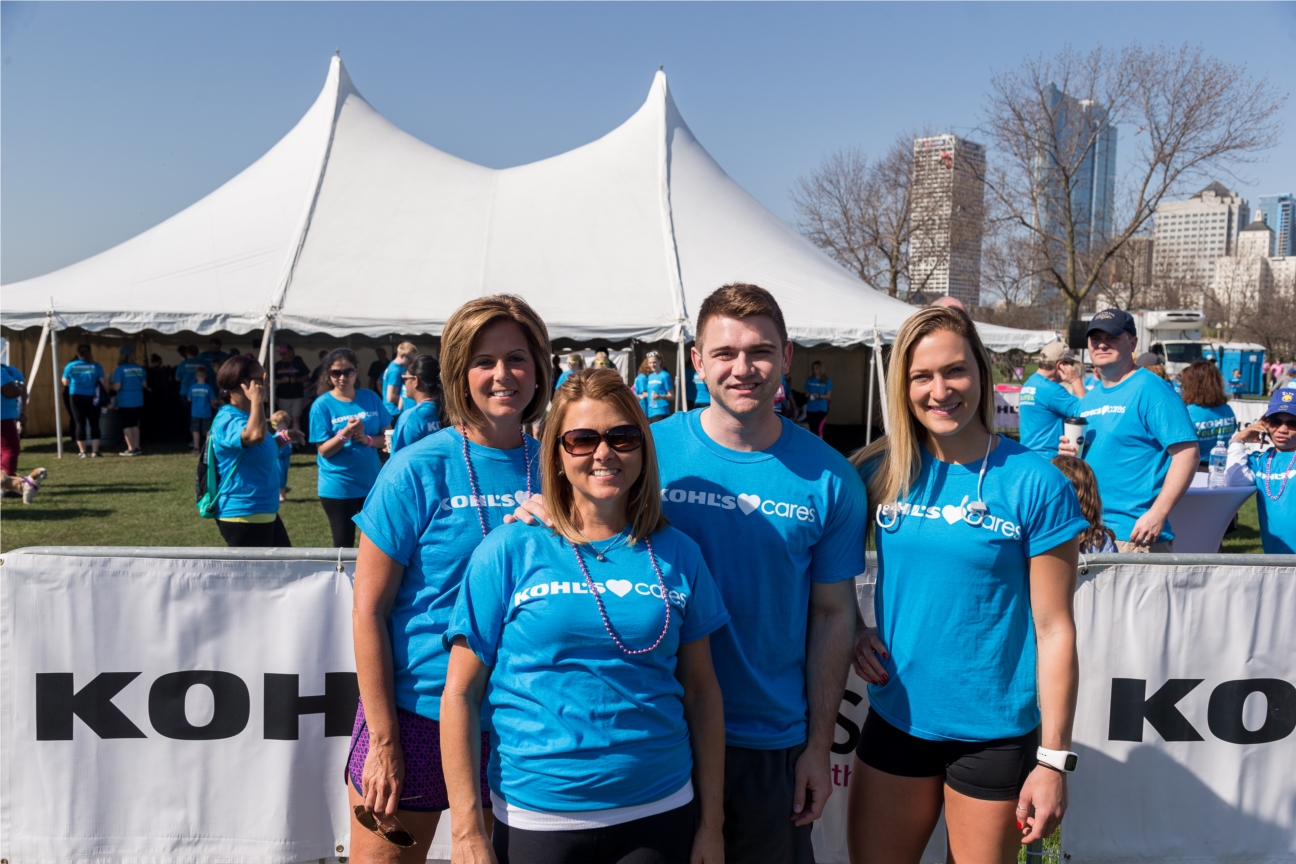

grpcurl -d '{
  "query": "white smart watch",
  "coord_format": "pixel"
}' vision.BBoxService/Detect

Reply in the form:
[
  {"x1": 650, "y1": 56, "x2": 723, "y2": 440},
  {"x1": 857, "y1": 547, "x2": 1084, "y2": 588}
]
[{"x1": 1037, "y1": 746, "x2": 1078, "y2": 773}]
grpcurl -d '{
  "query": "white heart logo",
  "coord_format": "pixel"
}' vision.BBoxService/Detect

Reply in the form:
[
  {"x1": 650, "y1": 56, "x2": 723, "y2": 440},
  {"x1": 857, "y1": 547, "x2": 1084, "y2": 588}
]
[
  {"x1": 736, "y1": 493, "x2": 761, "y2": 515},
  {"x1": 941, "y1": 504, "x2": 964, "y2": 525},
  {"x1": 515, "y1": 490, "x2": 531, "y2": 505},
  {"x1": 605, "y1": 579, "x2": 633, "y2": 598}
]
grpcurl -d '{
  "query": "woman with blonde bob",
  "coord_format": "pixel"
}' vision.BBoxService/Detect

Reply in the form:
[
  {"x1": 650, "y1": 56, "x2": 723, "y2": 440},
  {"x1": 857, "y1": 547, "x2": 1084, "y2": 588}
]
[
  {"x1": 442, "y1": 368, "x2": 729, "y2": 864},
  {"x1": 347, "y1": 296, "x2": 550, "y2": 862},
  {"x1": 847, "y1": 307, "x2": 1087, "y2": 864}
]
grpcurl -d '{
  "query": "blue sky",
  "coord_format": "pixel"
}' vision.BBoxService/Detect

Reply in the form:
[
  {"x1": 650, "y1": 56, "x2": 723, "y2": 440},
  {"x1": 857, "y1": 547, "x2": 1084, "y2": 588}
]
[{"x1": 3, "y1": 1, "x2": 1293, "y2": 285}]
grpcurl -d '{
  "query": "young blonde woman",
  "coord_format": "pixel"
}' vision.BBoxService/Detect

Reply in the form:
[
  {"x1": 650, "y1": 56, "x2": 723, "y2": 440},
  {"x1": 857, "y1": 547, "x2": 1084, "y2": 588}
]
[
  {"x1": 347, "y1": 296, "x2": 550, "y2": 863},
  {"x1": 442, "y1": 368, "x2": 727, "y2": 864},
  {"x1": 848, "y1": 307, "x2": 1087, "y2": 864}
]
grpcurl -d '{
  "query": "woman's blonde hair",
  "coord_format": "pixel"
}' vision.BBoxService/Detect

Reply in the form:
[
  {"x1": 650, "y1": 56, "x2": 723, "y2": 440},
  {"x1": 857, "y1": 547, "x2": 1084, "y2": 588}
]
[
  {"x1": 440, "y1": 295, "x2": 552, "y2": 428},
  {"x1": 567, "y1": 352, "x2": 586, "y2": 370},
  {"x1": 850, "y1": 306, "x2": 996, "y2": 516},
  {"x1": 1051, "y1": 455, "x2": 1116, "y2": 551},
  {"x1": 541, "y1": 368, "x2": 666, "y2": 546}
]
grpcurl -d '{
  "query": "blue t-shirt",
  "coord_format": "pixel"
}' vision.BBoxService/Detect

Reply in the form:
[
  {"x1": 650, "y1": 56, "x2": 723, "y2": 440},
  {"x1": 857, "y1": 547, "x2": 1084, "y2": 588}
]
[
  {"x1": 63, "y1": 360, "x2": 104, "y2": 396},
  {"x1": 112, "y1": 363, "x2": 147, "y2": 409},
  {"x1": 651, "y1": 409, "x2": 868, "y2": 748},
  {"x1": 555, "y1": 369, "x2": 574, "y2": 391},
  {"x1": 354, "y1": 426, "x2": 541, "y2": 720},
  {"x1": 176, "y1": 358, "x2": 206, "y2": 396},
  {"x1": 209, "y1": 405, "x2": 280, "y2": 518},
  {"x1": 804, "y1": 377, "x2": 832, "y2": 413},
  {"x1": 865, "y1": 438, "x2": 1087, "y2": 742},
  {"x1": 1242, "y1": 448, "x2": 1296, "y2": 554},
  {"x1": 1185, "y1": 403, "x2": 1238, "y2": 461},
  {"x1": 196, "y1": 350, "x2": 229, "y2": 374},
  {"x1": 447, "y1": 524, "x2": 729, "y2": 812},
  {"x1": 382, "y1": 361, "x2": 409, "y2": 416},
  {"x1": 635, "y1": 370, "x2": 673, "y2": 418},
  {"x1": 309, "y1": 390, "x2": 391, "y2": 499},
  {"x1": 188, "y1": 383, "x2": 215, "y2": 418},
  {"x1": 1018, "y1": 372, "x2": 1082, "y2": 459},
  {"x1": 390, "y1": 400, "x2": 441, "y2": 453},
  {"x1": 1077, "y1": 369, "x2": 1197, "y2": 543},
  {"x1": 690, "y1": 371, "x2": 710, "y2": 406},
  {"x1": 277, "y1": 442, "x2": 292, "y2": 489},
  {"x1": 1, "y1": 365, "x2": 25, "y2": 421}
]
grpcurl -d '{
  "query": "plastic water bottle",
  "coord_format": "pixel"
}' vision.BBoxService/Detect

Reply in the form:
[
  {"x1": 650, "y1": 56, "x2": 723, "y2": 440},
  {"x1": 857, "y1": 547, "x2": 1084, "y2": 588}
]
[{"x1": 1208, "y1": 438, "x2": 1228, "y2": 488}]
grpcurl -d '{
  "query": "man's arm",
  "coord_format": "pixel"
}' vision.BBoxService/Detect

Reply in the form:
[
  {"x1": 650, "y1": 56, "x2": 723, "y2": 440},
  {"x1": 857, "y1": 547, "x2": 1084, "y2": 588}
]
[
  {"x1": 1128, "y1": 442, "x2": 1198, "y2": 546},
  {"x1": 793, "y1": 578, "x2": 856, "y2": 826}
]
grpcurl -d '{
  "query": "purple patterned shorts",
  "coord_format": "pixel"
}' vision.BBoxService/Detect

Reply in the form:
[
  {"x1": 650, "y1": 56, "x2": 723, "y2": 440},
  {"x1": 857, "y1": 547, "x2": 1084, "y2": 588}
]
[{"x1": 347, "y1": 699, "x2": 491, "y2": 812}]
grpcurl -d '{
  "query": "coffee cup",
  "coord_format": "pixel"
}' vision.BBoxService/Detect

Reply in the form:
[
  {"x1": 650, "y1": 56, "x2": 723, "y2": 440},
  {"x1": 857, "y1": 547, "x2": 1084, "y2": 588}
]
[
  {"x1": 383, "y1": 428, "x2": 394, "y2": 452},
  {"x1": 1063, "y1": 416, "x2": 1088, "y2": 456}
]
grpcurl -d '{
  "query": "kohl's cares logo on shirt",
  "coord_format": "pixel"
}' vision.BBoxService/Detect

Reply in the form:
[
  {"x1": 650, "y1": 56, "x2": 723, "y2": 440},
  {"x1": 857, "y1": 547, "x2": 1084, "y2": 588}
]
[
  {"x1": 329, "y1": 409, "x2": 378, "y2": 428},
  {"x1": 513, "y1": 579, "x2": 689, "y2": 611},
  {"x1": 660, "y1": 487, "x2": 818, "y2": 523},
  {"x1": 1080, "y1": 405, "x2": 1127, "y2": 418},
  {"x1": 440, "y1": 490, "x2": 533, "y2": 512},
  {"x1": 890, "y1": 496, "x2": 1022, "y2": 538}
]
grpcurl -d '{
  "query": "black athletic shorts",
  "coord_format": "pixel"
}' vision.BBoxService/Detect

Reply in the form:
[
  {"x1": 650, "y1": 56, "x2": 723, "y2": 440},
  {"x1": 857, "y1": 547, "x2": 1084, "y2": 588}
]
[
  {"x1": 723, "y1": 743, "x2": 815, "y2": 864},
  {"x1": 493, "y1": 798, "x2": 697, "y2": 864},
  {"x1": 855, "y1": 709, "x2": 1039, "y2": 801},
  {"x1": 118, "y1": 407, "x2": 142, "y2": 428}
]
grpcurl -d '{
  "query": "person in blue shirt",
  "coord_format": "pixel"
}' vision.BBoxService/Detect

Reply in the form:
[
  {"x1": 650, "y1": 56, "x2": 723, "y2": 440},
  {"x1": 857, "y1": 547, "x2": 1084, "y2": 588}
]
[
  {"x1": 1059, "y1": 309, "x2": 1198, "y2": 552},
  {"x1": 1228, "y1": 368, "x2": 1244, "y2": 398},
  {"x1": 688, "y1": 367, "x2": 711, "y2": 408},
  {"x1": 188, "y1": 366, "x2": 216, "y2": 452},
  {"x1": 111, "y1": 346, "x2": 149, "y2": 457},
  {"x1": 1225, "y1": 389, "x2": 1296, "y2": 554},
  {"x1": 443, "y1": 368, "x2": 727, "y2": 864},
  {"x1": 1017, "y1": 342, "x2": 1087, "y2": 459},
  {"x1": 346, "y1": 296, "x2": 552, "y2": 861},
  {"x1": 848, "y1": 306, "x2": 1087, "y2": 859},
  {"x1": 1, "y1": 362, "x2": 27, "y2": 478},
  {"x1": 195, "y1": 337, "x2": 230, "y2": 374},
  {"x1": 633, "y1": 351, "x2": 674, "y2": 423},
  {"x1": 804, "y1": 361, "x2": 833, "y2": 438},
  {"x1": 309, "y1": 348, "x2": 391, "y2": 548},
  {"x1": 62, "y1": 344, "x2": 108, "y2": 458},
  {"x1": 554, "y1": 351, "x2": 585, "y2": 391},
  {"x1": 513, "y1": 284, "x2": 862, "y2": 863},
  {"x1": 390, "y1": 354, "x2": 445, "y2": 454},
  {"x1": 1179, "y1": 361, "x2": 1238, "y2": 463},
  {"x1": 382, "y1": 341, "x2": 418, "y2": 418},
  {"x1": 175, "y1": 345, "x2": 208, "y2": 449},
  {"x1": 208, "y1": 355, "x2": 303, "y2": 547}
]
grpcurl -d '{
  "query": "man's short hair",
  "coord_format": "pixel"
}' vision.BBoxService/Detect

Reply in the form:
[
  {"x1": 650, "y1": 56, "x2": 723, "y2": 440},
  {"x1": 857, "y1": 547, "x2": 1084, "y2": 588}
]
[{"x1": 696, "y1": 283, "x2": 788, "y2": 347}]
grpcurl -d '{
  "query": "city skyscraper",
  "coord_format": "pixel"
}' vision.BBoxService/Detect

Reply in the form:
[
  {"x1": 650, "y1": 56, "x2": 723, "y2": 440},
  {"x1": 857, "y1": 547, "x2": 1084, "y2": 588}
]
[
  {"x1": 910, "y1": 134, "x2": 986, "y2": 306},
  {"x1": 1152, "y1": 182, "x2": 1250, "y2": 297},
  {"x1": 1256, "y1": 193, "x2": 1294, "y2": 257}
]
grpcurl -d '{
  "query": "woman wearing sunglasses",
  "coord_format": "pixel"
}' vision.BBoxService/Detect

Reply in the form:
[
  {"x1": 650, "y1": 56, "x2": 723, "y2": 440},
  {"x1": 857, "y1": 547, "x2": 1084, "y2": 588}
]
[
  {"x1": 1224, "y1": 388, "x2": 1296, "y2": 554},
  {"x1": 347, "y1": 296, "x2": 550, "y2": 862},
  {"x1": 389, "y1": 354, "x2": 445, "y2": 454},
  {"x1": 309, "y1": 347, "x2": 392, "y2": 548},
  {"x1": 442, "y1": 368, "x2": 728, "y2": 864}
]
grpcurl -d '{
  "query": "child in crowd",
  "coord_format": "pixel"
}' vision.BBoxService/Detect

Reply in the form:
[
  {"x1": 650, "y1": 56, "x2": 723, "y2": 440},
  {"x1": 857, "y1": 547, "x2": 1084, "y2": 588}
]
[
  {"x1": 188, "y1": 366, "x2": 215, "y2": 453},
  {"x1": 1052, "y1": 455, "x2": 1118, "y2": 554},
  {"x1": 271, "y1": 409, "x2": 293, "y2": 503}
]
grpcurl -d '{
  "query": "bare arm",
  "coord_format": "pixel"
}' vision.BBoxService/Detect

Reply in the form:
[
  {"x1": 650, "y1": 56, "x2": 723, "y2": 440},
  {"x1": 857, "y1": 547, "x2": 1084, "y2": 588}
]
[
  {"x1": 239, "y1": 380, "x2": 267, "y2": 446},
  {"x1": 793, "y1": 578, "x2": 856, "y2": 826},
  {"x1": 386, "y1": 383, "x2": 401, "y2": 406},
  {"x1": 676, "y1": 636, "x2": 725, "y2": 864},
  {"x1": 352, "y1": 536, "x2": 408, "y2": 818},
  {"x1": 1128, "y1": 441, "x2": 1197, "y2": 546},
  {"x1": 442, "y1": 639, "x2": 496, "y2": 864}
]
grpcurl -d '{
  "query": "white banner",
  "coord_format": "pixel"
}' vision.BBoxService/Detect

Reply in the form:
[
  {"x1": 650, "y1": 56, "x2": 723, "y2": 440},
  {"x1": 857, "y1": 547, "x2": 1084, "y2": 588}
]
[{"x1": 994, "y1": 386, "x2": 1020, "y2": 431}]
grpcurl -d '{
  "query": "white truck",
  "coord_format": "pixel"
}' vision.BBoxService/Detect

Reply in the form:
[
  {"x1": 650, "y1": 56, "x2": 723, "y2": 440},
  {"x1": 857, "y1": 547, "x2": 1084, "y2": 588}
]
[{"x1": 1134, "y1": 310, "x2": 1209, "y2": 377}]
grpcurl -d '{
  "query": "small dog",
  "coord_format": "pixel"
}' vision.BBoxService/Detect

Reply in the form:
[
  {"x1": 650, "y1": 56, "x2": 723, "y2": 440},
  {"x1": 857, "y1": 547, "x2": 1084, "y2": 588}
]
[{"x1": 2, "y1": 467, "x2": 48, "y2": 504}]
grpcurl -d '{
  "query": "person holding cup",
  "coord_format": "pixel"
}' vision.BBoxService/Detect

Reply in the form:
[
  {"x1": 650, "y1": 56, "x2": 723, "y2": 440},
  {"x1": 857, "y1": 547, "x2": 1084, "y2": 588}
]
[{"x1": 1017, "y1": 342, "x2": 1085, "y2": 459}]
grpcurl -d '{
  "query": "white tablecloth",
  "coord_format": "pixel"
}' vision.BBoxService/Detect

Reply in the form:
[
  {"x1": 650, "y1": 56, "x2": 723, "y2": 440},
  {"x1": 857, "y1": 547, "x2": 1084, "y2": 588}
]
[{"x1": 1167, "y1": 472, "x2": 1255, "y2": 553}]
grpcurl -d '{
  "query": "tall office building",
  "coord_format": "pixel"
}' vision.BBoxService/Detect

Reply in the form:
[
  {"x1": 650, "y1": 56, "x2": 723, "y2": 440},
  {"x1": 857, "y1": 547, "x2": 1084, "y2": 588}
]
[
  {"x1": 1152, "y1": 182, "x2": 1250, "y2": 294},
  {"x1": 910, "y1": 134, "x2": 986, "y2": 306},
  {"x1": 1256, "y1": 193, "x2": 1295, "y2": 258}
]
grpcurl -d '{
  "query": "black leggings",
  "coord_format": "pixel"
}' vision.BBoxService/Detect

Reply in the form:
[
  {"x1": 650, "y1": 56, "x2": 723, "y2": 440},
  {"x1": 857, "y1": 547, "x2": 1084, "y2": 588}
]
[
  {"x1": 320, "y1": 496, "x2": 365, "y2": 547},
  {"x1": 69, "y1": 394, "x2": 101, "y2": 442},
  {"x1": 493, "y1": 798, "x2": 698, "y2": 864},
  {"x1": 805, "y1": 411, "x2": 828, "y2": 438},
  {"x1": 216, "y1": 516, "x2": 292, "y2": 548}
]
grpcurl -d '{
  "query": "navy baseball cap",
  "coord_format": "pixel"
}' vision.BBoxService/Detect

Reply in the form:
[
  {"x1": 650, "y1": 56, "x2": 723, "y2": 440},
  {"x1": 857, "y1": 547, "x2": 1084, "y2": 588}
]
[
  {"x1": 1086, "y1": 309, "x2": 1137, "y2": 338},
  {"x1": 1264, "y1": 387, "x2": 1296, "y2": 419}
]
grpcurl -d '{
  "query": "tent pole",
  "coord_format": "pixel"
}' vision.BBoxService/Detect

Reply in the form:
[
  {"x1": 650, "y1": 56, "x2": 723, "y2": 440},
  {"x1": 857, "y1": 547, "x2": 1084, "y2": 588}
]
[
  {"x1": 50, "y1": 326, "x2": 64, "y2": 459},
  {"x1": 268, "y1": 322, "x2": 276, "y2": 414},
  {"x1": 676, "y1": 338, "x2": 687, "y2": 413},
  {"x1": 872, "y1": 322, "x2": 890, "y2": 435},
  {"x1": 27, "y1": 313, "x2": 51, "y2": 402},
  {"x1": 865, "y1": 346, "x2": 875, "y2": 446}
]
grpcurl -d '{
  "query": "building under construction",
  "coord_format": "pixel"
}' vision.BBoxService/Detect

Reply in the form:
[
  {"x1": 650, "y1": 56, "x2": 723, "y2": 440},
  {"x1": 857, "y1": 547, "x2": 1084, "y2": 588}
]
[{"x1": 910, "y1": 134, "x2": 987, "y2": 307}]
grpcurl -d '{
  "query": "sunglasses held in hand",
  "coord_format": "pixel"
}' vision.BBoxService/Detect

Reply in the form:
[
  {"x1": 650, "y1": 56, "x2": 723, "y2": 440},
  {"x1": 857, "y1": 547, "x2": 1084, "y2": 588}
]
[{"x1": 352, "y1": 804, "x2": 416, "y2": 848}]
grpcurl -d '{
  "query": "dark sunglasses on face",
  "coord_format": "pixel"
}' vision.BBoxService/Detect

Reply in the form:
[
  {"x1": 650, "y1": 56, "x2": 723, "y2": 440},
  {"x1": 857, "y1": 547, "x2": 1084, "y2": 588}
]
[
  {"x1": 329, "y1": 368, "x2": 357, "y2": 379},
  {"x1": 560, "y1": 425, "x2": 644, "y2": 456},
  {"x1": 1267, "y1": 415, "x2": 1296, "y2": 430}
]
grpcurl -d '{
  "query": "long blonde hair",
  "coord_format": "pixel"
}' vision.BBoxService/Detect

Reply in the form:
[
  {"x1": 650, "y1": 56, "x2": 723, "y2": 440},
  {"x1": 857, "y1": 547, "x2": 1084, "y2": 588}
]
[
  {"x1": 850, "y1": 307, "x2": 996, "y2": 516},
  {"x1": 541, "y1": 368, "x2": 667, "y2": 545}
]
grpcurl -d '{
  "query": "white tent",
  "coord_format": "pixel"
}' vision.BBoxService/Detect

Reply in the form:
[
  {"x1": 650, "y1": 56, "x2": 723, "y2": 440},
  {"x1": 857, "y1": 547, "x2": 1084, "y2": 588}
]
[{"x1": 2, "y1": 56, "x2": 1054, "y2": 355}]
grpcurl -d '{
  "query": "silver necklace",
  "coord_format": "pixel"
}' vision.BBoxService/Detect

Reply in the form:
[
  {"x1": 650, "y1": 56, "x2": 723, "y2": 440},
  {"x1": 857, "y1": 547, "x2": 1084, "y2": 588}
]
[{"x1": 575, "y1": 526, "x2": 631, "y2": 562}]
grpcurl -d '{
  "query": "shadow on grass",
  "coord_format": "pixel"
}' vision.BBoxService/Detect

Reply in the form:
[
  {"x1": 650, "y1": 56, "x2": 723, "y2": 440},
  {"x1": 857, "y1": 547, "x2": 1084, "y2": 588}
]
[
  {"x1": 47, "y1": 483, "x2": 171, "y2": 494},
  {"x1": 0, "y1": 507, "x2": 115, "y2": 520}
]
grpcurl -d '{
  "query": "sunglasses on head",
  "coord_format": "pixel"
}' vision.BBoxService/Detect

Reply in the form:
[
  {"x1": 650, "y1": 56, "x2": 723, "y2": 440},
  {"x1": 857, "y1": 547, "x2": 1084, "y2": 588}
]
[
  {"x1": 329, "y1": 367, "x2": 357, "y2": 378},
  {"x1": 352, "y1": 805, "x2": 415, "y2": 848},
  {"x1": 560, "y1": 425, "x2": 644, "y2": 456}
]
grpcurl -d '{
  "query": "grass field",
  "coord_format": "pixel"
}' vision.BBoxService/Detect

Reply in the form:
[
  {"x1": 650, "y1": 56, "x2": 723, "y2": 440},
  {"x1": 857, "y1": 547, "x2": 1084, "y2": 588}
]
[{"x1": 1, "y1": 435, "x2": 1266, "y2": 554}]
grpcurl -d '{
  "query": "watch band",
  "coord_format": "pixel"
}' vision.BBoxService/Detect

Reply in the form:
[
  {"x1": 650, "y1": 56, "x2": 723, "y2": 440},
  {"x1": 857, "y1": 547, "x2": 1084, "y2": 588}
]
[{"x1": 1036, "y1": 746, "x2": 1078, "y2": 773}]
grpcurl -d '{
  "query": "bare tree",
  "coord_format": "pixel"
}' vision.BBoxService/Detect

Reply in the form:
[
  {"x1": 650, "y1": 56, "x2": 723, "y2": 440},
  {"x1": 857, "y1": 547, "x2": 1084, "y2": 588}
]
[{"x1": 978, "y1": 43, "x2": 1285, "y2": 324}]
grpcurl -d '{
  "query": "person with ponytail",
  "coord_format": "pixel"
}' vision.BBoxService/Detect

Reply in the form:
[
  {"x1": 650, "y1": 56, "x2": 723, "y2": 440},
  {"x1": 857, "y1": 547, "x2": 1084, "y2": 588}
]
[
  {"x1": 389, "y1": 354, "x2": 446, "y2": 454},
  {"x1": 346, "y1": 296, "x2": 550, "y2": 861},
  {"x1": 847, "y1": 306, "x2": 1087, "y2": 864}
]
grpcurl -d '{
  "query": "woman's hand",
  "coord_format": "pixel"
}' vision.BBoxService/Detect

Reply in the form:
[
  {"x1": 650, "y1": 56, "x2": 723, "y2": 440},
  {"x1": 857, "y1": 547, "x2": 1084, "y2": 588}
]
[
  {"x1": 344, "y1": 416, "x2": 365, "y2": 441},
  {"x1": 360, "y1": 739, "x2": 406, "y2": 819},
  {"x1": 1232, "y1": 421, "x2": 1267, "y2": 445},
  {"x1": 241, "y1": 377, "x2": 264, "y2": 405},
  {"x1": 1017, "y1": 764, "x2": 1067, "y2": 844},
  {"x1": 450, "y1": 831, "x2": 498, "y2": 864},
  {"x1": 285, "y1": 429, "x2": 306, "y2": 446},
  {"x1": 851, "y1": 626, "x2": 889, "y2": 684},
  {"x1": 1057, "y1": 435, "x2": 1079, "y2": 458},
  {"x1": 690, "y1": 824, "x2": 724, "y2": 864}
]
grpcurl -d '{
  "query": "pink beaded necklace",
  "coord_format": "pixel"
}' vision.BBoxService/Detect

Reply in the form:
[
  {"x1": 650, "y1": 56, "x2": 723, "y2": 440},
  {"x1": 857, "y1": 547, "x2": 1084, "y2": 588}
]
[
  {"x1": 1262, "y1": 447, "x2": 1294, "y2": 502},
  {"x1": 459, "y1": 425, "x2": 532, "y2": 538},
  {"x1": 569, "y1": 536, "x2": 671, "y2": 656}
]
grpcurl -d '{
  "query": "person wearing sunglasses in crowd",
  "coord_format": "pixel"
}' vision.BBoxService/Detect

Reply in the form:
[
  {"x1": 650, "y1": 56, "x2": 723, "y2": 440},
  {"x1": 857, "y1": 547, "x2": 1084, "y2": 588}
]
[
  {"x1": 848, "y1": 307, "x2": 1087, "y2": 864},
  {"x1": 346, "y1": 296, "x2": 550, "y2": 862},
  {"x1": 442, "y1": 368, "x2": 728, "y2": 864},
  {"x1": 389, "y1": 354, "x2": 446, "y2": 455},
  {"x1": 209, "y1": 354, "x2": 305, "y2": 547},
  {"x1": 1223, "y1": 388, "x2": 1296, "y2": 554},
  {"x1": 309, "y1": 348, "x2": 392, "y2": 548}
]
